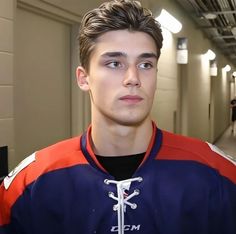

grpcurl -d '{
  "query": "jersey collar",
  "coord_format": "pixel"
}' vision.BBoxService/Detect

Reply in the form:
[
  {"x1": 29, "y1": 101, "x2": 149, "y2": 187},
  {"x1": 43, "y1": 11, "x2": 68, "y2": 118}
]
[{"x1": 80, "y1": 122, "x2": 163, "y2": 173}]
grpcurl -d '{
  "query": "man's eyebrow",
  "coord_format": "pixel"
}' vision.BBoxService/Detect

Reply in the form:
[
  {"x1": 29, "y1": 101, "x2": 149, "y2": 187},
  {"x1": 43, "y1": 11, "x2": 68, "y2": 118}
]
[
  {"x1": 138, "y1": 52, "x2": 158, "y2": 59},
  {"x1": 101, "y1": 52, "x2": 127, "y2": 58},
  {"x1": 101, "y1": 52, "x2": 158, "y2": 59}
]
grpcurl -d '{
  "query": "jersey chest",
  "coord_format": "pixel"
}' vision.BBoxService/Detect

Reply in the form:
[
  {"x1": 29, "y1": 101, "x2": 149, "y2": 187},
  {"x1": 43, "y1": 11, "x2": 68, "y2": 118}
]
[{"x1": 17, "y1": 159, "x2": 223, "y2": 234}]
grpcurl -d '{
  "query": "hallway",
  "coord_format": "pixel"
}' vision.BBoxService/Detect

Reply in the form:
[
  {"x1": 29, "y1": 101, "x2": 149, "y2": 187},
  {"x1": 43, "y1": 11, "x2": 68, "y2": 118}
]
[{"x1": 214, "y1": 126, "x2": 236, "y2": 160}]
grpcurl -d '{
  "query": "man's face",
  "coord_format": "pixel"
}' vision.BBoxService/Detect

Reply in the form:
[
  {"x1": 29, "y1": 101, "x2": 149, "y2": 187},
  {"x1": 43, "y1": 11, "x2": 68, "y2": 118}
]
[{"x1": 77, "y1": 30, "x2": 159, "y2": 126}]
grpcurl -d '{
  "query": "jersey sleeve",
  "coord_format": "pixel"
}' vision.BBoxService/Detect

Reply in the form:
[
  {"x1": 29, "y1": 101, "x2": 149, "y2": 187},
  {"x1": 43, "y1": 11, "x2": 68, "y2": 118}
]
[
  {"x1": 207, "y1": 143, "x2": 236, "y2": 234},
  {"x1": 160, "y1": 130, "x2": 236, "y2": 233},
  {"x1": 0, "y1": 181, "x2": 27, "y2": 234},
  {"x1": 0, "y1": 153, "x2": 36, "y2": 234},
  {"x1": 0, "y1": 136, "x2": 83, "y2": 234}
]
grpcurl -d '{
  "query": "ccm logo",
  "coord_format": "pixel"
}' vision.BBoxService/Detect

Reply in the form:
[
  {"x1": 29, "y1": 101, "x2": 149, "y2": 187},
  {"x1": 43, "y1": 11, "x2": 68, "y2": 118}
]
[{"x1": 111, "y1": 224, "x2": 141, "y2": 232}]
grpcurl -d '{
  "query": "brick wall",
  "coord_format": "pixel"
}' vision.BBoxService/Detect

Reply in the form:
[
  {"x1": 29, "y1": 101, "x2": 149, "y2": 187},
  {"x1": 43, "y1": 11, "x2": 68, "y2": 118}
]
[{"x1": 0, "y1": 0, "x2": 14, "y2": 170}]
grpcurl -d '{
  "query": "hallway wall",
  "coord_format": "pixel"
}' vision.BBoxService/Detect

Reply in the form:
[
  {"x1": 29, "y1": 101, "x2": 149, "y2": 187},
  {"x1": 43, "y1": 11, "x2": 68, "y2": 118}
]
[
  {"x1": 151, "y1": 28, "x2": 178, "y2": 133},
  {"x1": 148, "y1": 0, "x2": 233, "y2": 142},
  {"x1": 14, "y1": 8, "x2": 71, "y2": 164},
  {"x1": 0, "y1": 0, "x2": 15, "y2": 169},
  {"x1": 212, "y1": 68, "x2": 231, "y2": 140}
]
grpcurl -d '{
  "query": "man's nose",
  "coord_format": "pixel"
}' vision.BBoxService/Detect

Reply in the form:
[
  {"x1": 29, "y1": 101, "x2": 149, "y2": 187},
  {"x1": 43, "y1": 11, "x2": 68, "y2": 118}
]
[{"x1": 123, "y1": 66, "x2": 141, "y2": 87}]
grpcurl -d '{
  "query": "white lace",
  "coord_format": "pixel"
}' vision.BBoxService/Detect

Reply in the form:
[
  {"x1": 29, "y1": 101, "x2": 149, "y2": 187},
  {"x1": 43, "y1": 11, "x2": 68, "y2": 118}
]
[{"x1": 104, "y1": 177, "x2": 143, "y2": 234}]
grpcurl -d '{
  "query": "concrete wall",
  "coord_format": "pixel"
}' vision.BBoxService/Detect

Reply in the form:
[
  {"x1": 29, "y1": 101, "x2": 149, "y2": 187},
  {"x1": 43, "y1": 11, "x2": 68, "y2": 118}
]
[{"x1": 151, "y1": 28, "x2": 178, "y2": 133}]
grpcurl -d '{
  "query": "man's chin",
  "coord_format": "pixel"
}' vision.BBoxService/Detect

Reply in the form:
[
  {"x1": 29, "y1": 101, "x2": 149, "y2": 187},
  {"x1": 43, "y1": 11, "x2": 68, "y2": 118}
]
[{"x1": 114, "y1": 115, "x2": 150, "y2": 127}]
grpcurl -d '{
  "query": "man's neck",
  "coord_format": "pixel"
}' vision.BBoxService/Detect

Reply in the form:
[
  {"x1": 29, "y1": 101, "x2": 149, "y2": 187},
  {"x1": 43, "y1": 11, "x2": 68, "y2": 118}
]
[{"x1": 90, "y1": 118, "x2": 153, "y2": 156}]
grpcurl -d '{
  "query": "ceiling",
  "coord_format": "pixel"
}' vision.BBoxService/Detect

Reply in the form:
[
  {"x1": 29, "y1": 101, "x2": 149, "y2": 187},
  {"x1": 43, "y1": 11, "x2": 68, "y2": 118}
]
[{"x1": 175, "y1": 0, "x2": 236, "y2": 67}]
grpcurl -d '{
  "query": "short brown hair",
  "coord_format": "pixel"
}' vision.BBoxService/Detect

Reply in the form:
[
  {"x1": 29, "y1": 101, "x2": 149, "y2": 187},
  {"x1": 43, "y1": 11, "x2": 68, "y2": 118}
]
[{"x1": 78, "y1": 0, "x2": 163, "y2": 71}]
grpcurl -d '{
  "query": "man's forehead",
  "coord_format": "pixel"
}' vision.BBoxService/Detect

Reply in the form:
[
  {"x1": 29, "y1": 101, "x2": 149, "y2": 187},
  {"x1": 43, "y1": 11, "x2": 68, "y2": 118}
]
[
  {"x1": 95, "y1": 30, "x2": 157, "y2": 47},
  {"x1": 90, "y1": 30, "x2": 159, "y2": 61}
]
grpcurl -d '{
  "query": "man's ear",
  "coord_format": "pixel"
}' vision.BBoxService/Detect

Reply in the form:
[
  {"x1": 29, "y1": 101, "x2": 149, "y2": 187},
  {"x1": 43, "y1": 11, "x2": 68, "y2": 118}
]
[{"x1": 76, "y1": 66, "x2": 90, "y2": 91}]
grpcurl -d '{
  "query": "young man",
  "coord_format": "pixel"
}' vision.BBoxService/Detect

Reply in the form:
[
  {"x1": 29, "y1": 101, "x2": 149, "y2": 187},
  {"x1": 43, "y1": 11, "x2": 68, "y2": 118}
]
[{"x1": 0, "y1": 1, "x2": 236, "y2": 234}]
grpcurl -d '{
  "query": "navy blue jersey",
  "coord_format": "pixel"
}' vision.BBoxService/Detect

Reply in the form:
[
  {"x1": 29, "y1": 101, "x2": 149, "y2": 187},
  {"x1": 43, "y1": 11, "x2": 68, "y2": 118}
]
[{"x1": 0, "y1": 123, "x2": 236, "y2": 234}]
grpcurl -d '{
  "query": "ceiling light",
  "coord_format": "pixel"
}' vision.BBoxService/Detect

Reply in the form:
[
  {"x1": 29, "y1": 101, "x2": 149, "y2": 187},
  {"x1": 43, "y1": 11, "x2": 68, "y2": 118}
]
[
  {"x1": 223, "y1": 65, "x2": 231, "y2": 72},
  {"x1": 231, "y1": 27, "x2": 236, "y2": 35},
  {"x1": 205, "y1": 49, "x2": 216, "y2": 60},
  {"x1": 156, "y1": 9, "x2": 182, "y2": 34},
  {"x1": 202, "y1": 12, "x2": 217, "y2": 20}
]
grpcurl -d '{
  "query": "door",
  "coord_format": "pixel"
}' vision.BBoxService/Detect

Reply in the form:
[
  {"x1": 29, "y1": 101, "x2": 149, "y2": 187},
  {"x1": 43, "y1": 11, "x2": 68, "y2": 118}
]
[{"x1": 15, "y1": 8, "x2": 71, "y2": 162}]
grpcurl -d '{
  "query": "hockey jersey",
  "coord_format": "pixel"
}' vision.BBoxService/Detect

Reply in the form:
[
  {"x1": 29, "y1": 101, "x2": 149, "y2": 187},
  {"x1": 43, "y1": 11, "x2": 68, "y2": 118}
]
[{"x1": 0, "y1": 123, "x2": 236, "y2": 234}]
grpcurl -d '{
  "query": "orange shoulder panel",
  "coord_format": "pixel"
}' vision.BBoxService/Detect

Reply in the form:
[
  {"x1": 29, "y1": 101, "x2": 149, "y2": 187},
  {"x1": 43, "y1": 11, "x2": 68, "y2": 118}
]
[
  {"x1": 158, "y1": 130, "x2": 236, "y2": 184},
  {"x1": 0, "y1": 136, "x2": 89, "y2": 225}
]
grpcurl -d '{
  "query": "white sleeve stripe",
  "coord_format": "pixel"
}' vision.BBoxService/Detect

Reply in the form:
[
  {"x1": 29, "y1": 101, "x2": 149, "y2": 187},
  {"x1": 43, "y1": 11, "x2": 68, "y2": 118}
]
[
  {"x1": 4, "y1": 152, "x2": 36, "y2": 190},
  {"x1": 206, "y1": 142, "x2": 236, "y2": 166}
]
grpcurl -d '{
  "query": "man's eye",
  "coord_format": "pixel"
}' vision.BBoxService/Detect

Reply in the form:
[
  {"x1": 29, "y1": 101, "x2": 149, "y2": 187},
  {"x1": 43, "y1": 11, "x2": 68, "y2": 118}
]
[
  {"x1": 139, "y1": 62, "x2": 153, "y2": 69},
  {"x1": 106, "y1": 61, "x2": 122, "y2": 68}
]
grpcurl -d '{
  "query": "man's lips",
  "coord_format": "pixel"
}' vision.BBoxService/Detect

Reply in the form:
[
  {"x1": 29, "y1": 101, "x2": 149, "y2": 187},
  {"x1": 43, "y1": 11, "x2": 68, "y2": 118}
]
[{"x1": 119, "y1": 95, "x2": 143, "y2": 103}]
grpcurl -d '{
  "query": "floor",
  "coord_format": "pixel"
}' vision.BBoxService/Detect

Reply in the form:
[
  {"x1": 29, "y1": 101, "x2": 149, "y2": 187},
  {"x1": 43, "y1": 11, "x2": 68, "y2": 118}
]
[{"x1": 214, "y1": 125, "x2": 236, "y2": 160}]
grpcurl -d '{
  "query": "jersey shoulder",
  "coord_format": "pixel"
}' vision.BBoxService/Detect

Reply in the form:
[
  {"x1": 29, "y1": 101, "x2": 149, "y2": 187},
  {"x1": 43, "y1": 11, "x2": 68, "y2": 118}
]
[
  {"x1": 0, "y1": 136, "x2": 89, "y2": 225},
  {"x1": 158, "y1": 130, "x2": 236, "y2": 184},
  {"x1": 3, "y1": 136, "x2": 87, "y2": 190}
]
